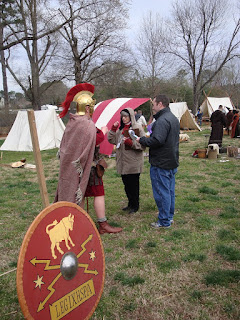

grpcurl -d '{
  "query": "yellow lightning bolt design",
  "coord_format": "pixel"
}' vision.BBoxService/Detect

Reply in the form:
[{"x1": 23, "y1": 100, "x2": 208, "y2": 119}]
[
  {"x1": 78, "y1": 264, "x2": 98, "y2": 275},
  {"x1": 30, "y1": 257, "x2": 60, "y2": 270},
  {"x1": 37, "y1": 273, "x2": 62, "y2": 312},
  {"x1": 34, "y1": 234, "x2": 95, "y2": 312},
  {"x1": 77, "y1": 234, "x2": 93, "y2": 258}
]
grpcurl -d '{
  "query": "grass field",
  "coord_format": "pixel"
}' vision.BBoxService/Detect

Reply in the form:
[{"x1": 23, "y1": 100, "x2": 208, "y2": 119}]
[{"x1": 0, "y1": 124, "x2": 240, "y2": 320}]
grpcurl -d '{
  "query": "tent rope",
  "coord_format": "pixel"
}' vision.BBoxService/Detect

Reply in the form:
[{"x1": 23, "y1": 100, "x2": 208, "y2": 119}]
[{"x1": 0, "y1": 268, "x2": 17, "y2": 277}]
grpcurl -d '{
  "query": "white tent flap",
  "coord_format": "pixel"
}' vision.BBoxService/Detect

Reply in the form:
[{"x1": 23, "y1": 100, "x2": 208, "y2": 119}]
[
  {"x1": 0, "y1": 109, "x2": 65, "y2": 151},
  {"x1": 169, "y1": 102, "x2": 201, "y2": 131},
  {"x1": 200, "y1": 97, "x2": 234, "y2": 117}
]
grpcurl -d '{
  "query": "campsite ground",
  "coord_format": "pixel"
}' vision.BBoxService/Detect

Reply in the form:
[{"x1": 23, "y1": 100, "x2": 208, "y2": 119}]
[{"x1": 0, "y1": 123, "x2": 240, "y2": 320}]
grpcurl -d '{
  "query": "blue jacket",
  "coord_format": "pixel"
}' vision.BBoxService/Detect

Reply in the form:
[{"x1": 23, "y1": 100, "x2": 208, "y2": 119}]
[{"x1": 139, "y1": 107, "x2": 179, "y2": 169}]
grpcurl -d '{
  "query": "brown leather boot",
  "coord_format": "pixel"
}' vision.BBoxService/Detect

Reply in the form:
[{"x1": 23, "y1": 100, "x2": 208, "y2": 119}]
[{"x1": 98, "y1": 221, "x2": 123, "y2": 234}]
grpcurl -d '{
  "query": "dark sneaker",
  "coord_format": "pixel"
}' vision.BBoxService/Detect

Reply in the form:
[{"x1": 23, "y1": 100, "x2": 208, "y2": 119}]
[
  {"x1": 128, "y1": 208, "x2": 138, "y2": 214},
  {"x1": 122, "y1": 206, "x2": 130, "y2": 211},
  {"x1": 150, "y1": 222, "x2": 170, "y2": 229}
]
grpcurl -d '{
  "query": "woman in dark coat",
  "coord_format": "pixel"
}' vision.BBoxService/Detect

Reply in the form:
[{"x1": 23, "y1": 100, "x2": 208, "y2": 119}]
[{"x1": 208, "y1": 105, "x2": 227, "y2": 147}]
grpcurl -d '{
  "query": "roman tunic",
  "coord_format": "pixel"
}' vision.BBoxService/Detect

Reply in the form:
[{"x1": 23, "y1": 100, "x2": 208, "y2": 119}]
[{"x1": 54, "y1": 114, "x2": 96, "y2": 205}]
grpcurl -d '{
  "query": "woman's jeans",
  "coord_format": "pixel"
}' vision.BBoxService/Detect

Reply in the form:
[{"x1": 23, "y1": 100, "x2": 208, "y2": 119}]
[{"x1": 150, "y1": 166, "x2": 177, "y2": 226}]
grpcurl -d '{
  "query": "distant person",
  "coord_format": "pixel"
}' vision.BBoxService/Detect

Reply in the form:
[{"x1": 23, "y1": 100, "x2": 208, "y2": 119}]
[
  {"x1": 146, "y1": 114, "x2": 156, "y2": 137},
  {"x1": 137, "y1": 94, "x2": 180, "y2": 228},
  {"x1": 231, "y1": 110, "x2": 240, "y2": 138},
  {"x1": 197, "y1": 107, "x2": 203, "y2": 126},
  {"x1": 108, "y1": 108, "x2": 145, "y2": 214},
  {"x1": 189, "y1": 109, "x2": 194, "y2": 119},
  {"x1": 226, "y1": 108, "x2": 234, "y2": 135},
  {"x1": 134, "y1": 110, "x2": 141, "y2": 122},
  {"x1": 136, "y1": 110, "x2": 147, "y2": 128},
  {"x1": 208, "y1": 105, "x2": 227, "y2": 147}
]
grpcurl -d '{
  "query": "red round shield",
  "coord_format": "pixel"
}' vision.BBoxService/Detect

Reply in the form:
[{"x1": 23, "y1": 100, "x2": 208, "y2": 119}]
[{"x1": 17, "y1": 201, "x2": 105, "y2": 320}]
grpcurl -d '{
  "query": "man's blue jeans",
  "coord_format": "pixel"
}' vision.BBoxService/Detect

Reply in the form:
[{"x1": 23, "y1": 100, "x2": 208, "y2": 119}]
[{"x1": 150, "y1": 166, "x2": 177, "y2": 227}]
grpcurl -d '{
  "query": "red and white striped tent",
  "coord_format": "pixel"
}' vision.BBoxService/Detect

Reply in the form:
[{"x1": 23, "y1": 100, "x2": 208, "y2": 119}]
[{"x1": 92, "y1": 97, "x2": 150, "y2": 155}]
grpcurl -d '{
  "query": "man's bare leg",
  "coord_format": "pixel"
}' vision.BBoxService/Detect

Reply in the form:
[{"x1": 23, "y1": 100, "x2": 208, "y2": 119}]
[
  {"x1": 94, "y1": 195, "x2": 105, "y2": 219},
  {"x1": 82, "y1": 196, "x2": 122, "y2": 234}
]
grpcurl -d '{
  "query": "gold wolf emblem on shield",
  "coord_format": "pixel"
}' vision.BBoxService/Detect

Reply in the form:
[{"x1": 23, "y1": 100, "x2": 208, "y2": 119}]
[{"x1": 46, "y1": 213, "x2": 75, "y2": 259}]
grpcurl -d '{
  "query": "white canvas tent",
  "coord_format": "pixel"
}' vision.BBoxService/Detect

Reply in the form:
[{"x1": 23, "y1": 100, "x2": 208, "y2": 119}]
[
  {"x1": 0, "y1": 109, "x2": 65, "y2": 151},
  {"x1": 169, "y1": 102, "x2": 201, "y2": 131},
  {"x1": 41, "y1": 104, "x2": 58, "y2": 110},
  {"x1": 200, "y1": 97, "x2": 234, "y2": 117}
]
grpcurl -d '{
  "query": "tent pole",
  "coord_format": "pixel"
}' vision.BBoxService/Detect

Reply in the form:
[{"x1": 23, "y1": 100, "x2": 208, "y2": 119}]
[
  {"x1": 203, "y1": 90, "x2": 207, "y2": 98},
  {"x1": 203, "y1": 90, "x2": 214, "y2": 116},
  {"x1": 225, "y1": 92, "x2": 236, "y2": 109},
  {"x1": 27, "y1": 110, "x2": 50, "y2": 208},
  {"x1": 203, "y1": 89, "x2": 213, "y2": 98}
]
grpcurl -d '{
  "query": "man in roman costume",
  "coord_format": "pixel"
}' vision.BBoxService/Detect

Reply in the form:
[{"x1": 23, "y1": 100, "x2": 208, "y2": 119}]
[{"x1": 55, "y1": 83, "x2": 122, "y2": 234}]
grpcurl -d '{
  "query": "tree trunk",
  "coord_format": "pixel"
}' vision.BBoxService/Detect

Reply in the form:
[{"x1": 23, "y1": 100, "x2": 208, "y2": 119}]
[
  {"x1": 31, "y1": 61, "x2": 41, "y2": 109},
  {"x1": 31, "y1": 0, "x2": 41, "y2": 110},
  {"x1": 192, "y1": 82, "x2": 200, "y2": 115},
  {"x1": 0, "y1": 24, "x2": 9, "y2": 117},
  {"x1": 75, "y1": 59, "x2": 83, "y2": 84}
]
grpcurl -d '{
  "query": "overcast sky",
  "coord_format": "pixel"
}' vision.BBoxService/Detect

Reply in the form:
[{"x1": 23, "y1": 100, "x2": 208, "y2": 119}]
[
  {"x1": 1, "y1": 0, "x2": 174, "y2": 93},
  {"x1": 129, "y1": 0, "x2": 172, "y2": 24},
  {"x1": 128, "y1": 0, "x2": 172, "y2": 36}
]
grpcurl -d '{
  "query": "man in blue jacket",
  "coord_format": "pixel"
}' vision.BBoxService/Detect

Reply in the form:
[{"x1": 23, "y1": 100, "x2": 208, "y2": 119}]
[{"x1": 137, "y1": 95, "x2": 180, "y2": 228}]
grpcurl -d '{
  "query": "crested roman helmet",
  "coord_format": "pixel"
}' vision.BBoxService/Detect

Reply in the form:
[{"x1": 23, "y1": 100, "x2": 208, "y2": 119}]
[{"x1": 59, "y1": 83, "x2": 96, "y2": 118}]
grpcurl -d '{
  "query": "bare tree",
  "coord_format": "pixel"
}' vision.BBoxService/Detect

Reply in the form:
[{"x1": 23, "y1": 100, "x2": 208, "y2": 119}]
[
  {"x1": 0, "y1": 1, "x2": 22, "y2": 117},
  {"x1": 166, "y1": 0, "x2": 240, "y2": 113},
  {"x1": 2, "y1": 0, "x2": 79, "y2": 109},
  {"x1": 214, "y1": 59, "x2": 240, "y2": 88},
  {"x1": 57, "y1": 0, "x2": 129, "y2": 84},
  {"x1": 0, "y1": 19, "x2": 9, "y2": 116},
  {"x1": 40, "y1": 80, "x2": 69, "y2": 105},
  {"x1": 135, "y1": 11, "x2": 170, "y2": 96},
  {"x1": 3, "y1": 0, "x2": 66, "y2": 109},
  {"x1": 0, "y1": 1, "x2": 76, "y2": 51},
  {"x1": 94, "y1": 60, "x2": 133, "y2": 99},
  {"x1": 213, "y1": 59, "x2": 240, "y2": 105}
]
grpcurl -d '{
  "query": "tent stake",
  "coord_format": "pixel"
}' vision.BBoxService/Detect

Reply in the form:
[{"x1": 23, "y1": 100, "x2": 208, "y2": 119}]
[{"x1": 27, "y1": 110, "x2": 49, "y2": 208}]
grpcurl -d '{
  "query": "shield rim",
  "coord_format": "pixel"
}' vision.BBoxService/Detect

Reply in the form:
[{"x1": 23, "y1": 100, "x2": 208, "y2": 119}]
[{"x1": 16, "y1": 201, "x2": 105, "y2": 320}]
